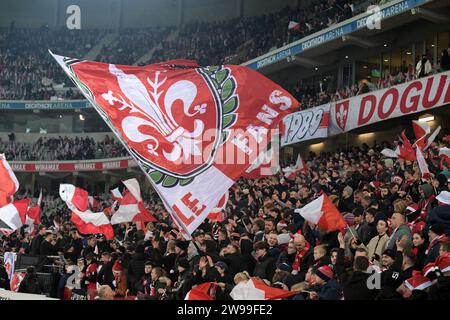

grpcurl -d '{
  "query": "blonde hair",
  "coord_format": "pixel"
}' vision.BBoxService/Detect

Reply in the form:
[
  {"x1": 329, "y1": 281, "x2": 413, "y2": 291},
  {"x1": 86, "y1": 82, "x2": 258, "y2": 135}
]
[
  {"x1": 98, "y1": 285, "x2": 113, "y2": 298},
  {"x1": 234, "y1": 271, "x2": 250, "y2": 284},
  {"x1": 291, "y1": 282, "x2": 309, "y2": 292}
]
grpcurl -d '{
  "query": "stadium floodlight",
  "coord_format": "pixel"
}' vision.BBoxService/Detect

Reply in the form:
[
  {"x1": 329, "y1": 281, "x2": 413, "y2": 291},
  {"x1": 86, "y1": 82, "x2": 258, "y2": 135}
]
[
  {"x1": 418, "y1": 115, "x2": 434, "y2": 123},
  {"x1": 310, "y1": 142, "x2": 324, "y2": 150},
  {"x1": 359, "y1": 132, "x2": 375, "y2": 140}
]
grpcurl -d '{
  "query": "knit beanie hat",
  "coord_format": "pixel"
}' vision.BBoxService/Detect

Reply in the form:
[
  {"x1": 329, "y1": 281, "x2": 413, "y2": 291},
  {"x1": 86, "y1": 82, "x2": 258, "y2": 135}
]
[
  {"x1": 175, "y1": 240, "x2": 189, "y2": 252},
  {"x1": 315, "y1": 265, "x2": 334, "y2": 282},
  {"x1": 429, "y1": 223, "x2": 445, "y2": 236}
]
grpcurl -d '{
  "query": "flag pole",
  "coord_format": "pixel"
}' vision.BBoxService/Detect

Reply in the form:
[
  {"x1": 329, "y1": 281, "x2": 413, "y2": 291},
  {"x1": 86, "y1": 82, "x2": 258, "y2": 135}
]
[{"x1": 346, "y1": 223, "x2": 358, "y2": 240}]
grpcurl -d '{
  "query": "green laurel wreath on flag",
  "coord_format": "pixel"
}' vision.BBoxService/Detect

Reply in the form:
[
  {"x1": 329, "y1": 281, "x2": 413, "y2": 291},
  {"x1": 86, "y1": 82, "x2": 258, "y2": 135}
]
[{"x1": 149, "y1": 65, "x2": 239, "y2": 188}]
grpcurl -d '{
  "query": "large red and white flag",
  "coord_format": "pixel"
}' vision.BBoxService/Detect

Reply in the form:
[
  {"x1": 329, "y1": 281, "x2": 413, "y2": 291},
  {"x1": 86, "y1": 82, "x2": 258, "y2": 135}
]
[
  {"x1": 295, "y1": 194, "x2": 345, "y2": 232},
  {"x1": 282, "y1": 153, "x2": 308, "y2": 180},
  {"x1": 110, "y1": 178, "x2": 157, "y2": 224},
  {"x1": 59, "y1": 184, "x2": 114, "y2": 239},
  {"x1": 0, "y1": 198, "x2": 30, "y2": 234},
  {"x1": 0, "y1": 154, "x2": 19, "y2": 207},
  {"x1": 230, "y1": 277, "x2": 298, "y2": 300},
  {"x1": 51, "y1": 53, "x2": 297, "y2": 236}
]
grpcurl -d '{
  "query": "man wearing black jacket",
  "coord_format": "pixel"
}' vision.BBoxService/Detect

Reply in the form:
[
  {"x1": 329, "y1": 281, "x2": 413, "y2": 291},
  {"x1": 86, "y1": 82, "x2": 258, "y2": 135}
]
[
  {"x1": 97, "y1": 252, "x2": 115, "y2": 290},
  {"x1": 127, "y1": 244, "x2": 146, "y2": 294},
  {"x1": 40, "y1": 232, "x2": 57, "y2": 256},
  {"x1": 220, "y1": 244, "x2": 246, "y2": 277},
  {"x1": 253, "y1": 241, "x2": 275, "y2": 282},
  {"x1": 30, "y1": 225, "x2": 46, "y2": 255},
  {"x1": 339, "y1": 185, "x2": 355, "y2": 213},
  {"x1": 376, "y1": 235, "x2": 409, "y2": 300},
  {"x1": 70, "y1": 229, "x2": 84, "y2": 260},
  {"x1": 335, "y1": 232, "x2": 378, "y2": 300}
]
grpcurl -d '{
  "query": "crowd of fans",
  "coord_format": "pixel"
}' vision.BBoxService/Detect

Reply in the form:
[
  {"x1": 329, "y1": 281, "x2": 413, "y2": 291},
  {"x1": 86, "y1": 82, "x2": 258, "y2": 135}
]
[
  {"x1": 1, "y1": 0, "x2": 372, "y2": 100},
  {"x1": 0, "y1": 135, "x2": 128, "y2": 161},
  {"x1": 1, "y1": 131, "x2": 450, "y2": 300},
  {"x1": 148, "y1": 0, "x2": 365, "y2": 66},
  {"x1": 98, "y1": 27, "x2": 173, "y2": 66},
  {"x1": 0, "y1": 26, "x2": 106, "y2": 100}
]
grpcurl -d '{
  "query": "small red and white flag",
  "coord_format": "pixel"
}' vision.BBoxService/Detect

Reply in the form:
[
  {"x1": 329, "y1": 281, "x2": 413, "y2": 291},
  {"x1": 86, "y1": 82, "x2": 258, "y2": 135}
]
[
  {"x1": 424, "y1": 125, "x2": 441, "y2": 150},
  {"x1": 416, "y1": 147, "x2": 430, "y2": 180},
  {"x1": 111, "y1": 187, "x2": 123, "y2": 201},
  {"x1": 398, "y1": 131, "x2": 416, "y2": 161},
  {"x1": 381, "y1": 146, "x2": 400, "y2": 158},
  {"x1": 288, "y1": 21, "x2": 300, "y2": 32},
  {"x1": 412, "y1": 120, "x2": 430, "y2": 149},
  {"x1": 230, "y1": 277, "x2": 298, "y2": 300},
  {"x1": 0, "y1": 154, "x2": 19, "y2": 207},
  {"x1": 185, "y1": 282, "x2": 217, "y2": 300},
  {"x1": 110, "y1": 178, "x2": 157, "y2": 225},
  {"x1": 439, "y1": 147, "x2": 450, "y2": 165},
  {"x1": 295, "y1": 194, "x2": 345, "y2": 232},
  {"x1": 10, "y1": 271, "x2": 26, "y2": 292},
  {"x1": 59, "y1": 184, "x2": 114, "y2": 239},
  {"x1": 25, "y1": 189, "x2": 42, "y2": 234},
  {"x1": 207, "y1": 192, "x2": 229, "y2": 222},
  {"x1": 282, "y1": 153, "x2": 308, "y2": 180},
  {"x1": 0, "y1": 198, "x2": 30, "y2": 234}
]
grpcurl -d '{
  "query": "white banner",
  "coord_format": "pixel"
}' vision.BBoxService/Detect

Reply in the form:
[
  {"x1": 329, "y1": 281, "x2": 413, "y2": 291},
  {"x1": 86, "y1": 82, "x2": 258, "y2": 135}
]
[
  {"x1": 3, "y1": 252, "x2": 16, "y2": 280},
  {"x1": 329, "y1": 72, "x2": 450, "y2": 135},
  {"x1": 281, "y1": 103, "x2": 330, "y2": 146}
]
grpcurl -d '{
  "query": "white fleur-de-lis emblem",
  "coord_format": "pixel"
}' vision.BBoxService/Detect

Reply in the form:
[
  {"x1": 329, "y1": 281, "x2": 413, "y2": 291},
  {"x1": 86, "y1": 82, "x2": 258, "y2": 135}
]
[
  {"x1": 103, "y1": 64, "x2": 208, "y2": 162},
  {"x1": 102, "y1": 90, "x2": 115, "y2": 105},
  {"x1": 336, "y1": 105, "x2": 347, "y2": 130}
]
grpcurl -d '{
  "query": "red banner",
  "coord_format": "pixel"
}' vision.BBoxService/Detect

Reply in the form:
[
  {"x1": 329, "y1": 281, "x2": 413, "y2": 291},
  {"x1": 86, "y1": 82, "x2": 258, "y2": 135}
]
[{"x1": 9, "y1": 158, "x2": 136, "y2": 172}]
